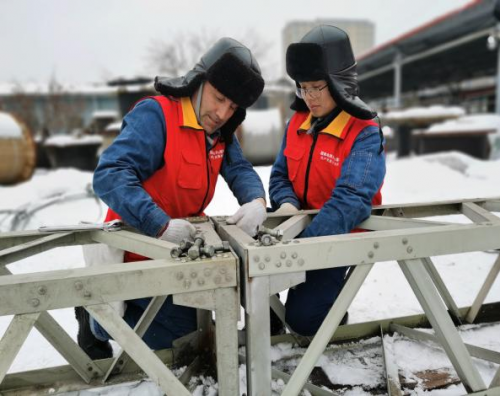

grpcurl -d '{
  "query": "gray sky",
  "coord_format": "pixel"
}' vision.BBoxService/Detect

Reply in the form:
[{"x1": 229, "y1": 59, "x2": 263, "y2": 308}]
[{"x1": 0, "y1": 0, "x2": 472, "y2": 84}]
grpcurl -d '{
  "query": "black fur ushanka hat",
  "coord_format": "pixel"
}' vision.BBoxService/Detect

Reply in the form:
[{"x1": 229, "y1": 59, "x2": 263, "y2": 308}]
[
  {"x1": 154, "y1": 38, "x2": 265, "y2": 143},
  {"x1": 286, "y1": 25, "x2": 376, "y2": 120}
]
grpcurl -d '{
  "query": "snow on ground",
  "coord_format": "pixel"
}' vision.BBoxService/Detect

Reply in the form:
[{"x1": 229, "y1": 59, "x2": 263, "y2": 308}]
[
  {"x1": 0, "y1": 111, "x2": 23, "y2": 138},
  {"x1": 1, "y1": 151, "x2": 500, "y2": 395}
]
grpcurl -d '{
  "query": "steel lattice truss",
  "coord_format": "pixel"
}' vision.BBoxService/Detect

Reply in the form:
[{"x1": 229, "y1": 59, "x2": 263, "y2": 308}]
[{"x1": 0, "y1": 197, "x2": 499, "y2": 395}]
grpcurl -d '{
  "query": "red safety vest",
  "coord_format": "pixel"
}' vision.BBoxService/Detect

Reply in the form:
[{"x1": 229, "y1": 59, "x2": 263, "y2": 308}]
[
  {"x1": 285, "y1": 110, "x2": 382, "y2": 210},
  {"x1": 105, "y1": 95, "x2": 225, "y2": 261}
]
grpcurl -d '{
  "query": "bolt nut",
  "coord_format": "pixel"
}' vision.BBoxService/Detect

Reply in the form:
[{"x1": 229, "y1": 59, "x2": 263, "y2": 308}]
[
  {"x1": 407, "y1": 246, "x2": 413, "y2": 253},
  {"x1": 280, "y1": 252, "x2": 287, "y2": 259},
  {"x1": 275, "y1": 261, "x2": 282, "y2": 268},
  {"x1": 204, "y1": 268, "x2": 212, "y2": 277},
  {"x1": 298, "y1": 258, "x2": 305, "y2": 266},
  {"x1": 190, "y1": 272, "x2": 198, "y2": 279},
  {"x1": 38, "y1": 286, "x2": 47, "y2": 295},
  {"x1": 31, "y1": 298, "x2": 40, "y2": 307},
  {"x1": 402, "y1": 238, "x2": 408, "y2": 245},
  {"x1": 286, "y1": 260, "x2": 292, "y2": 267},
  {"x1": 291, "y1": 252, "x2": 298, "y2": 259},
  {"x1": 264, "y1": 255, "x2": 271, "y2": 262},
  {"x1": 258, "y1": 263, "x2": 265, "y2": 270},
  {"x1": 368, "y1": 251, "x2": 374, "y2": 259},
  {"x1": 253, "y1": 255, "x2": 260, "y2": 263},
  {"x1": 373, "y1": 242, "x2": 379, "y2": 249},
  {"x1": 197, "y1": 278, "x2": 205, "y2": 286},
  {"x1": 74, "y1": 281, "x2": 83, "y2": 291}
]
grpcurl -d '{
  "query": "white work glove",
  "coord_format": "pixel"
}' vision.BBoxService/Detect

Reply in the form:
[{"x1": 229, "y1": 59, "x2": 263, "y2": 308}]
[
  {"x1": 274, "y1": 202, "x2": 299, "y2": 215},
  {"x1": 226, "y1": 199, "x2": 267, "y2": 236},
  {"x1": 159, "y1": 219, "x2": 196, "y2": 244}
]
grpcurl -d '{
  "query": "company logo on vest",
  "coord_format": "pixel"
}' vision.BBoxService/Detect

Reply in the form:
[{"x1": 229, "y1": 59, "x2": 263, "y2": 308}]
[
  {"x1": 210, "y1": 149, "x2": 224, "y2": 161},
  {"x1": 319, "y1": 150, "x2": 339, "y2": 166}
]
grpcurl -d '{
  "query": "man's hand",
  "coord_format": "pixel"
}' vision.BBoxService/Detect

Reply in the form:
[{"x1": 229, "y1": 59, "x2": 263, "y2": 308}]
[
  {"x1": 226, "y1": 198, "x2": 267, "y2": 236},
  {"x1": 159, "y1": 219, "x2": 196, "y2": 244},
  {"x1": 274, "y1": 202, "x2": 299, "y2": 215}
]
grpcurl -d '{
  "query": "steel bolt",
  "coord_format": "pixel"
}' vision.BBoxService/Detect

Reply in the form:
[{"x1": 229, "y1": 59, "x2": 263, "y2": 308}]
[
  {"x1": 257, "y1": 225, "x2": 284, "y2": 240},
  {"x1": 259, "y1": 263, "x2": 265, "y2": 270},
  {"x1": 183, "y1": 279, "x2": 191, "y2": 289},
  {"x1": 253, "y1": 255, "x2": 260, "y2": 263},
  {"x1": 275, "y1": 261, "x2": 282, "y2": 268},
  {"x1": 74, "y1": 281, "x2": 83, "y2": 291},
  {"x1": 204, "y1": 268, "x2": 212, "y2": 277},
  {"x1": 83, "y1": 291, "x2": 92, "y2": 299},
  {"x1": 170, "y1": 247, "x2": 183, "y2": 258},
  {"x1": 31, "y1": 298, "x2": 40, "y2": 307},
  {"x1": 198, "y1": 278, "x2": 205, "y2": 286},
  {"x1": 190, "y1": 272, "x2": 198, "y2": 279},
  {"x1": 176, "y1": 272, "x2": 184, "y2": 280},
  {"x1": 188, "y1": 235, "x2": 205, "y2": 260},
  {"x1": 291, "y1": 252, "x2": 298, "y2": 259},
  {"x1": 286, "y1": 260, "x2": 292, "y2": 267},
  {"x1": 38, "y1": 286, "x2": 47, "y2": 295},
  {"x1": 280, "y1": 252, "x2": 287, "y2": 259},
  {"x1": 407, "y1": 246, "x2": 413, "y2": 253},
  {"x1": 265, "y1": 255, "x2": 271, "y2": 262},
  {"x1": 200, "y1": 245, "x2": 216, "y2": 257},
  {"x1": 402, "y1": 238, "x2": 408, "y2": 245},
  {"x1": 373, "y1": 242, "x2": 380, "y2": 249},
  {"x1": 260, "y1": 234, "x2": 274, "y2": 246},
  {"x1": 298, "y1": 258, "x2": 305, "y2": 266},
  {"x1": 368, "y1": 251, "x2": 374, "y2": 259}
]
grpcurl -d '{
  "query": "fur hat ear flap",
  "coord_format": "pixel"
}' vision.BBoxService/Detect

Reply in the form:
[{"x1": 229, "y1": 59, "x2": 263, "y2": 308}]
[
  {"x1": 154, "y1": 73, "x2": 206, "y2": 98},
  {"x1": 207, "y1": 52, "x2": 264, "y2": 109},
  {"x1": 220, "y1": 107, "x2": 246, "y2": 144},
  {"x1": 286, "y1": 43, "x2": 326, "y2": 83}
]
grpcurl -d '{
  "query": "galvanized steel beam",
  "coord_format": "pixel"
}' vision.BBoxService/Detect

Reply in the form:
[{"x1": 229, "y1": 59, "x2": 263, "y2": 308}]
[
  {"x1": 281, "y1": 264, "x2": 373, "y2": 396},
  {"x1": 466, "y1": 254, "x2": 500, "y2": 324},
  {"x1": 390, "y1": 323, "x2": 500, "y2": 365},
  {"x1": 399, "y1": 258, "x2": 486, "y2": 392},
  {"x1": 0, "y1": 313, "x2": 40, "y2": 384},
  {"x1": 0, "y1": 258, "x2": 237, "y2": 315},
  {"x1": 86, "y1": 303, "x2": 190, "y2": 396},
  {"x1": 247, "y1": 222, "x2": 500, "y2": 277}
]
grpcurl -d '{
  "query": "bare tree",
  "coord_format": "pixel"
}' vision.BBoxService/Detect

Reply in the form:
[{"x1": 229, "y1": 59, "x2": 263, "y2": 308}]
[
  {"x1": 43, "y1": 74, "x2": 86, "y2": 135},
  {"x1": 146, "y1": 28, "x2": 274, "y2": 79}
]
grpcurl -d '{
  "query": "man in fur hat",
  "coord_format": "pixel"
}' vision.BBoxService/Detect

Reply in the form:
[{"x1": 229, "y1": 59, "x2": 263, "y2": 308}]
[
  {"x1": 76, "y1": 37, "x2": 267, "y2": 359},
  {"x1": 269, "y1": 25, "x2": 386, "y2": 336}
]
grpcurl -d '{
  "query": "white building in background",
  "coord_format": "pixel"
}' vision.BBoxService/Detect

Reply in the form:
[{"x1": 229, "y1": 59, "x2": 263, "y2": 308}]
[{"x1": 282, "y1": 19, "x2": 375, "y2": 75}]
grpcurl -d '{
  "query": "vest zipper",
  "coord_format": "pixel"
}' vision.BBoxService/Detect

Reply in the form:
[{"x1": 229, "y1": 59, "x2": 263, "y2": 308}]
[
  {"x1": 303, "y1": 131, "x2": 319, "y2": 208},
  {"x1": 197, "y1": 141, "x2": 214, "y2": 215}
]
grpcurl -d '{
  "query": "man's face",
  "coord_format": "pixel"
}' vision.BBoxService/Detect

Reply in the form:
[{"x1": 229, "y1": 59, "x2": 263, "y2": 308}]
[{"x1": 193, "y1": 82, "x2": 238, "y2": 135}]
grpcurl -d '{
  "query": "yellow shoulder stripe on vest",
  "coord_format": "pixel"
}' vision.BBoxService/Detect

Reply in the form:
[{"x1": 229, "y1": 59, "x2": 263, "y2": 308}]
[
  {"x1": 321, "y1": 111, "x2": 352, "y2": 138},
  {"x1": 298, "y1": 113, "x2": 313, "y2": 131},
  {"x1": 180, "y1": 97, "x2": 204, "y2": 130},
  {"x1": 298, "y1": 110, "x2": 352, "y2": 138}
]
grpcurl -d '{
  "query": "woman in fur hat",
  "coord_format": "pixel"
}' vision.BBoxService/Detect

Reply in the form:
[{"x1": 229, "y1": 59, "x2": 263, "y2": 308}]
[
  {"x1": 269, "y1": 25, "x2": 386, "y2": 336},
  {"x1": 77, "y1": 37, "x2": 267, "y2": 358}
]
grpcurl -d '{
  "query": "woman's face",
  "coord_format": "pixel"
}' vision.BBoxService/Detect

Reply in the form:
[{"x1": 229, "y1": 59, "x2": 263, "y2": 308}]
[{"x1": 299, "y1": 80, "x2": 336, "y2": 118}]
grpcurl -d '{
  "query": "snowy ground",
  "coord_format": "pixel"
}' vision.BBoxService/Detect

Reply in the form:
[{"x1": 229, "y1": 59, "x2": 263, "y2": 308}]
[{"x1": 1, "y1": 151, "x2": 500, "y2": 395}]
